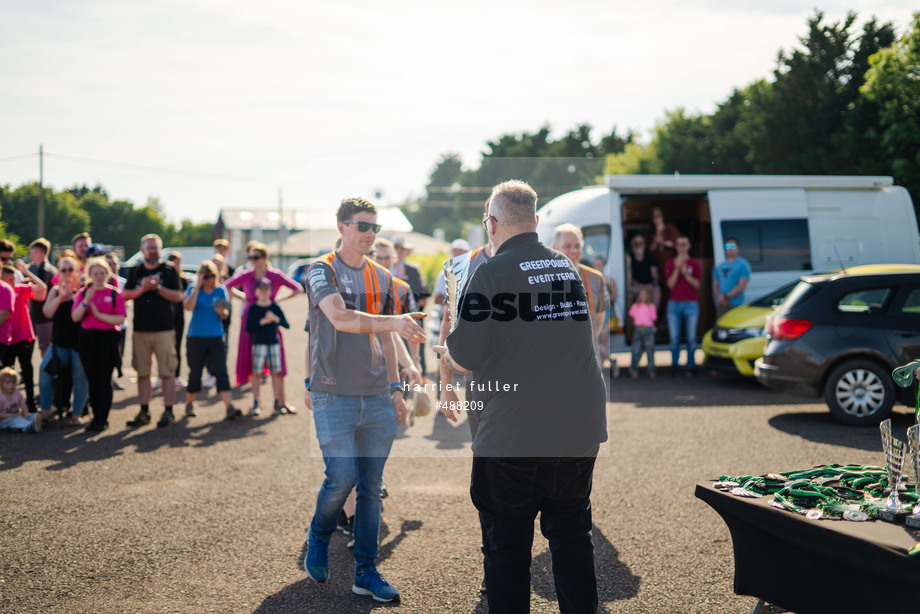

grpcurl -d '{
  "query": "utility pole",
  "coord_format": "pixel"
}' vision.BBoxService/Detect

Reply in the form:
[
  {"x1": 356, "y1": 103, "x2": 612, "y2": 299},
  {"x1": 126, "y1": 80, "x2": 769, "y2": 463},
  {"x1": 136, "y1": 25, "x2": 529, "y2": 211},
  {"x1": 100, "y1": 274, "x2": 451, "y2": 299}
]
[
  {"x1": 278, "y1": 186, "x2": 284, "y2": 264},
  {"x1": 37, "y1": 144, "x2": 44, "y2": 237}
]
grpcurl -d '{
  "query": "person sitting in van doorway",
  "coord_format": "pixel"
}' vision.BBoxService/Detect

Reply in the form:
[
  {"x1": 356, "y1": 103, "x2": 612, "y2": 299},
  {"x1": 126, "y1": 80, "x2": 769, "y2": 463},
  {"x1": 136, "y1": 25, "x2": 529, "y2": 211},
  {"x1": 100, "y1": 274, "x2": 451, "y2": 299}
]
[
  {"x1": 665, "y1": 236, "x2": 701, "y2": 376},
  {"x1": 713, "y1": 237, "x2": 751, "y2": 319},
  {"x1": 628, "y1": 234, "x2": 660, "y2": 308}
]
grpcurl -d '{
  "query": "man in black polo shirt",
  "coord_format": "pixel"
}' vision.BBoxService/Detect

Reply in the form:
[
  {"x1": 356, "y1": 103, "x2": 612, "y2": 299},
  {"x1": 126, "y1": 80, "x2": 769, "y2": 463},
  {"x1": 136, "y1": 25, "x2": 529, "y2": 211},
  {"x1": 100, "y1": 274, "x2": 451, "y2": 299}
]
[
  {"x1": 123, "y1": 234, "x2": 184, "y2": 428},
  {"x1": 436, "y1": 180, "x2": 607, "y2": 613}
]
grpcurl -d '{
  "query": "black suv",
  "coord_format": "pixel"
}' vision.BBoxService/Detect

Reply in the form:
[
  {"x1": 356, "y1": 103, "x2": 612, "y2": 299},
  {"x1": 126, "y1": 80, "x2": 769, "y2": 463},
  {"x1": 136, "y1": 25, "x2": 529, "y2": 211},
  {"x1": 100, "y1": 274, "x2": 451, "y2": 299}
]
[{"x1": 755, "y1": 267, "x2": 920, "y2": 425}]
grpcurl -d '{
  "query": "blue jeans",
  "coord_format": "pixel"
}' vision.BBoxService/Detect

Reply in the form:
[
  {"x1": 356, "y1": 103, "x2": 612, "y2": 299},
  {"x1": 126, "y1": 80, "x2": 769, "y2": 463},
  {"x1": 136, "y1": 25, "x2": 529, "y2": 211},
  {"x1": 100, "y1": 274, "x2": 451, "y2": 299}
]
[
  {"x1": 39, "y1": 344, "x2": 89, "y2": 415},
  {"x1": 471, "y1": 455, "x2": 598, "y2": 614},
  {"x1": 308, "y1": 392, "x2": 397, "y2": 574},
  {"x1": 630, "y1": 326, "x2": 656, "y2": 375},
  {"x1": 667, "y1": 301, "x2": 699, "y2": 369}
]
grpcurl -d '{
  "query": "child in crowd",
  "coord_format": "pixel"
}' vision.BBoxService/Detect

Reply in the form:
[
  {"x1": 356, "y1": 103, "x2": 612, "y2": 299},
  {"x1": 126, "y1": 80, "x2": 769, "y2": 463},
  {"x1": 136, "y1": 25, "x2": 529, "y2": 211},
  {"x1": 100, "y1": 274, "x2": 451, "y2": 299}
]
[
  {"x1": 245, "y1": 278, "x2": 292, "y2": 416},
  {"x1": 629, "y1": 287, "x2": 657, "y2": 379},
  {"x1": 0, "y1": 367, "x2": 41, "y2": 433}
]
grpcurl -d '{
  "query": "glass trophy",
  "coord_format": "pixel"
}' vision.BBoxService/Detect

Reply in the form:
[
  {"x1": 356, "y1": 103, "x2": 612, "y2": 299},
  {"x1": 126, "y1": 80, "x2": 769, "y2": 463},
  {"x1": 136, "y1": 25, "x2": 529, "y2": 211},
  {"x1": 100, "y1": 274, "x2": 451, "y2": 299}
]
[{"x1": 879, "y1": 419, "x2": 908, "y2": 522}]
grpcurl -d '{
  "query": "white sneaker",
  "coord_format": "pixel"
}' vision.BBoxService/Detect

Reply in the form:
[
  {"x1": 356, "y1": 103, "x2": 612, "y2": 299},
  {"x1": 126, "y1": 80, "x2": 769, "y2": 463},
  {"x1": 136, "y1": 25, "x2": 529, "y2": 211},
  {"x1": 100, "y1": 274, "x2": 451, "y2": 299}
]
[
  {"x1": 152, "y1": 378, "x2": 161, "y2": 391},
  {"x1": 202, "y1": 373, "x2": 216, "y2": 388},
  {"x1": 30, "y1": 413, "x2": 42, "y2": 433}
]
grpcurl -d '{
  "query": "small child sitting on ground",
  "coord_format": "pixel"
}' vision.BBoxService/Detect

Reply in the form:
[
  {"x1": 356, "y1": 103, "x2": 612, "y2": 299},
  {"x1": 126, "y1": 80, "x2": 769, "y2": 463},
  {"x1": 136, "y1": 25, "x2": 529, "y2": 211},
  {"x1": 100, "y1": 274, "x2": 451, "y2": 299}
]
[{"x1": 0, "y1": 367, "x2": 41, "y2": 432}]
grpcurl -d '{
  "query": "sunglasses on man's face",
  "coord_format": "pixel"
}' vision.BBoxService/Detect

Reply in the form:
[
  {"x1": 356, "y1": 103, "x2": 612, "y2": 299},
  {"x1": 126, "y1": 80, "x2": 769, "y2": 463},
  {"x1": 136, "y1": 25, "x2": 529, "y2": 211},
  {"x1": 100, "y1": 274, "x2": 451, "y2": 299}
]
[
  {"x1": 248, "y1": 254, "x2": 263, "y2": 261},
  {"x1": 60, "y1": 268, "x2": 75, "y2": 273},
  {"x1": 343, "y1": 220, "x2": 381, "y2": 234}
]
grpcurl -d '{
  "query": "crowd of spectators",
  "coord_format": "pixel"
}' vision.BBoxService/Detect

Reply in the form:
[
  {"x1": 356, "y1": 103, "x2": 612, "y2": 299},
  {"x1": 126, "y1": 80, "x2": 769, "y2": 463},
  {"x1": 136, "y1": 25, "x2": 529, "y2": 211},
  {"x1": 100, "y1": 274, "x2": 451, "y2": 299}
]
[{"x1": 0, "y1": 233, "x2": 301, "y2": 434}]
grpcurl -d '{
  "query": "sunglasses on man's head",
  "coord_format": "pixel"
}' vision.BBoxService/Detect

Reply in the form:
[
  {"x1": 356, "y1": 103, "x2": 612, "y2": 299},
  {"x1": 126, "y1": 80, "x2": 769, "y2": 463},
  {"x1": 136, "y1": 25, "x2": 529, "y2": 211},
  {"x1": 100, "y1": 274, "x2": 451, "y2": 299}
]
[{"x1": 342, "y1": 221, "x2": 381, "y2": 234}]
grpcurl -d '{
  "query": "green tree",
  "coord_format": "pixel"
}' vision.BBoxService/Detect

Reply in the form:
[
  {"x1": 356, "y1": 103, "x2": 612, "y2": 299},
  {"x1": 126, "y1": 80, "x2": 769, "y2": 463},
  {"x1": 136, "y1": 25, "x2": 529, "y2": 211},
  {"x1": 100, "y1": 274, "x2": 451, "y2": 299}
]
[
  {"x1": 172, "y1": 220, "x2": 216, "y2": 246},
  {"x1": 0, "y1": 183, "x2": 90, "y2": 248},
  {"x1": 0, "y1": 187, "x2": 20, "y2": 252},
  {"x1": 404, "y1": 123, "x2": 630, "y2": 239},
  {"x1": 743, "y1": 11, "x2": 894, "y2": 174},
  {"x1": 862, "y1": 12, "x2": 920, "y2": 204}
]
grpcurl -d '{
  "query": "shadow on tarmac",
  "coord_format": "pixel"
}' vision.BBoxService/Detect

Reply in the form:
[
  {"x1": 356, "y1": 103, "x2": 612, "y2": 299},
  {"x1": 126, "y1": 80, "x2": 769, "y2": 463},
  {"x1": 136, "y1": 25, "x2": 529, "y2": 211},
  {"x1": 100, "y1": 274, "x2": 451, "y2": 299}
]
[
  {"x1": 611, "y1": 369, "x2": 818, "y2": 408},
  {"x1": 0, "y1": 400, "x2": 280, "y2": 471},
  {"x1": 768, "y1": 409, "x2": 917, "y2": 452},
  {"x1": 257, "y1": 517, "x2": 422, "y2": 613},
  {"x1": 467, "y1": 524, "x2": 640, "y2": 613}
]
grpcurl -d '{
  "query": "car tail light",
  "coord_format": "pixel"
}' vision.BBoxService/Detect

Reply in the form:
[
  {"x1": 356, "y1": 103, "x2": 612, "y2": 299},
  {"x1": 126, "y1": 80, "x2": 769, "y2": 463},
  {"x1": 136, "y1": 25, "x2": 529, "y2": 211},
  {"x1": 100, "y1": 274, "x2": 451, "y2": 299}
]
[{"x1": 768, "y1": 317, "x2": 812, "y2": 340}]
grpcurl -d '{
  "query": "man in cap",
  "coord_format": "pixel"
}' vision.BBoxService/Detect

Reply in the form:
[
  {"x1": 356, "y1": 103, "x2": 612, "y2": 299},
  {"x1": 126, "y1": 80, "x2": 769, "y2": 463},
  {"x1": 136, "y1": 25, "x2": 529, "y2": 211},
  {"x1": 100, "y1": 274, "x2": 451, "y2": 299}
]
[
  {"x1": 432, "y1": 239, "x2": 471, "y2": 308},
  {"x1": 391, "y1": 236, "x2": 430, "y2": 376}
]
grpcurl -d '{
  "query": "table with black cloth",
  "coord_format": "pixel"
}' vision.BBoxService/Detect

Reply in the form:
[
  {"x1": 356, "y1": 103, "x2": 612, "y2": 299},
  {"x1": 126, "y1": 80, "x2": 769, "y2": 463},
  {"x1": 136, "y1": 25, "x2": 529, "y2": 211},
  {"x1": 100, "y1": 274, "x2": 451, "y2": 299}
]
[{"x1": 696, "y1": 482, "x2": 920, "y2": 613}]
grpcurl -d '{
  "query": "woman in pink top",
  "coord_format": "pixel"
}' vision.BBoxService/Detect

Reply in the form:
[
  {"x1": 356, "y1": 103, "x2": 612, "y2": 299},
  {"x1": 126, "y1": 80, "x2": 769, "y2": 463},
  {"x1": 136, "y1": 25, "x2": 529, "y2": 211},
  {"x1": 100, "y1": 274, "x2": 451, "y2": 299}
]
[
  {"x1": 1, "y1": 261, "x2": 48, "y2": 411},
  {"x1": 223, "y1": 243, "x2": 301, "y2": 393},
  {"x1": 72, "y1": 257, "x2": 127, "y2": 432}
]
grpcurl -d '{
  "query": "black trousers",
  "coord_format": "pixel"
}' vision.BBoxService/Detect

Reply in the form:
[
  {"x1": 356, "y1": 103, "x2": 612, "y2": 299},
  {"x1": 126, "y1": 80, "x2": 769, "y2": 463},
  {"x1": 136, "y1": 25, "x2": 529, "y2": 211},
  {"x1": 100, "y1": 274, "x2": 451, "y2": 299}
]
[
  {"x1": 470, "y1": 455, "x2": 598, "y2": 614},
  {"x1": 77, "y1": 329, "x2": 121, "y2": 428},
  {"x1": 174, "y1": 318, "x2": 184, "y2": 377},
  {"x1": 185, "y1": 336, "x2": 231, "y2": 393}
]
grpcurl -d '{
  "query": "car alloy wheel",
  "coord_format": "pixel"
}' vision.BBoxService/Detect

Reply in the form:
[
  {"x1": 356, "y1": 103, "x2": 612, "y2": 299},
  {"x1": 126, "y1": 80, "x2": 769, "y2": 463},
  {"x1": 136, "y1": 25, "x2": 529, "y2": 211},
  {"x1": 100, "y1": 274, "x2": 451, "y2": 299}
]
[{"x1": 824, "y1": 359, "x2": 894, "y2": 425}]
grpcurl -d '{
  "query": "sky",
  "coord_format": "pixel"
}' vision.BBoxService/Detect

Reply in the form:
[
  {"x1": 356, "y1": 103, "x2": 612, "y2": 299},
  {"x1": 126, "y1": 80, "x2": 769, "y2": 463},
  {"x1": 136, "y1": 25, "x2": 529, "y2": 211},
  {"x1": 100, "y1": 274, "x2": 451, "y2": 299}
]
[{"x1": 1, "y1": 0, "x2": 917, "y2": 225}]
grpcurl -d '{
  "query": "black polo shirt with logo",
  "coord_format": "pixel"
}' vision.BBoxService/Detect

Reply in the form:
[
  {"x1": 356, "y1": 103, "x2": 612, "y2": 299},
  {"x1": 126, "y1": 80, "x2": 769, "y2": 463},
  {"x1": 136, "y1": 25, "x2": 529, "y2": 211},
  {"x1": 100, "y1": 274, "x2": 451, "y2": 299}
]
[{"x1": 446, "y1": 232, "x2": 607, "y2": 457}]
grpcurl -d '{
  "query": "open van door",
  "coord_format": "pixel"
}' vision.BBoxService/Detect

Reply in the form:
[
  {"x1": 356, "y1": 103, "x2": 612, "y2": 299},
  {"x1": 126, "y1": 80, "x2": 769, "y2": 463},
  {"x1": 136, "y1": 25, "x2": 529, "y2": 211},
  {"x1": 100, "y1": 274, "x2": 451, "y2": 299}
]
[{"x1": 708, "y1": 189, "x2": 812, "y2": 300}]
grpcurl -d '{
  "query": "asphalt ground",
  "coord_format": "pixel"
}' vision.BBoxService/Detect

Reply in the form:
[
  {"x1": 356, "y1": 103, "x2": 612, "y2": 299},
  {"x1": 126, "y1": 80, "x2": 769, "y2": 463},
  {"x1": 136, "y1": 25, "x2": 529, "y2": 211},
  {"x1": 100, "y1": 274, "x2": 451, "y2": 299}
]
[{"x1": 0, "y1": 293, "x2": 897, "y2": 613}]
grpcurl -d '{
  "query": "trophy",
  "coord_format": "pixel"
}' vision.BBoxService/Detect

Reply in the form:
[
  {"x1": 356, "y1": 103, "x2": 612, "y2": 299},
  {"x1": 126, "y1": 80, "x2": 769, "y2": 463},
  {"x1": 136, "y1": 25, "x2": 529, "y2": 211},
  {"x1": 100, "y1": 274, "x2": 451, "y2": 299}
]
[
  {"x1": 892, "y1": 359, "x2": 920, "y2": 423},
  {"x1": 879, "y1": 419, "x2": 908, "y2": 522},
  {"x1": 906, "y1": 425, "x2": 920, "y2": 528},
  {"x1": 443, "y1": 251, "x2": 474, "y2": 332}
]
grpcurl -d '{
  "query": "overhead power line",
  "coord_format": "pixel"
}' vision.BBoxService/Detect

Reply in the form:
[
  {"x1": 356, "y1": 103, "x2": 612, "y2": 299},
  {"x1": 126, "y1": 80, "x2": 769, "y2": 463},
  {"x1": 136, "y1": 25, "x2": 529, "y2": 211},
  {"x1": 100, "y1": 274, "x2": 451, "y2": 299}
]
[
  {"x1": 0, "y1": 153, "x2": 39, "y2": 164},
  {"x1": 44, "y1": 152, "x2": 275, "y2": 184}
]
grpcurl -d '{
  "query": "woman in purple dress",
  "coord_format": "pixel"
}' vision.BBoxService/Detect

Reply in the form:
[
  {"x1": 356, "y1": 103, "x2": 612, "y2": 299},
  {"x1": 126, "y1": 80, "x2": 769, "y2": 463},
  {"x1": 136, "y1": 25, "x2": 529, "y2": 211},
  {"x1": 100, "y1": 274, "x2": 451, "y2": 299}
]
[{"x1": 224, "y1": 243, "x2": 301, "y2": 406}]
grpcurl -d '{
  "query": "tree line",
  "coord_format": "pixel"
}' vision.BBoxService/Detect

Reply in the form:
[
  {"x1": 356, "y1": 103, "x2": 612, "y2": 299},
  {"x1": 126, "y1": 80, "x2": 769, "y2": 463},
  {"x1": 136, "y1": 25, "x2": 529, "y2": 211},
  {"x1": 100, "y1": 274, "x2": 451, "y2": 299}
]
[
  {"x1": 404, "y1": 11, "x2": 920, "y2": 240},
  {"x1": 0, "y1": 183, "x2": 214, "y2": 257}
]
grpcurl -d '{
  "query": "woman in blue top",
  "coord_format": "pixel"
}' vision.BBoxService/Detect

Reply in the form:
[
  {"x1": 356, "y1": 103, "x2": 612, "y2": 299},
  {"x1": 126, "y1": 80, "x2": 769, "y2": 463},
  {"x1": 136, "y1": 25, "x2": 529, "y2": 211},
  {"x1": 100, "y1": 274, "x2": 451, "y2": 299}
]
[{"x1": 183, "y1": 261, "x2": 242, "y2": 420}]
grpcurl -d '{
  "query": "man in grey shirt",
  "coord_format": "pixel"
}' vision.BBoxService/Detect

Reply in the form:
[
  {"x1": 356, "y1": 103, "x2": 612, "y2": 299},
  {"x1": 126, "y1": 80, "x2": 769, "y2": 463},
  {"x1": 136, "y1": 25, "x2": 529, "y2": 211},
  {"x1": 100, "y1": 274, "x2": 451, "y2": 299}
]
[{"x1": 302, "y1": 197, "x2": 426, "y2": 604}]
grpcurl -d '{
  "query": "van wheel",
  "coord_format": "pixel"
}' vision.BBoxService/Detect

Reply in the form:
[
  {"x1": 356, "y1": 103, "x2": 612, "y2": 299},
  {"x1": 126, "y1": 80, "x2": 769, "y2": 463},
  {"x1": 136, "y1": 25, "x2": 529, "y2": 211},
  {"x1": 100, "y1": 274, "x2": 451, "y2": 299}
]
[{"x1": 824, "y1": 359, "x2": 894, "y2": 425}]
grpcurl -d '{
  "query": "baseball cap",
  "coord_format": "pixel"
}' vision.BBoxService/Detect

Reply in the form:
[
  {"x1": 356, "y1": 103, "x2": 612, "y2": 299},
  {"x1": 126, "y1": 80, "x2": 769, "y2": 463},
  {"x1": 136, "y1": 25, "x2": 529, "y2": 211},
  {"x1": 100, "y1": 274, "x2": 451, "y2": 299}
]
[
  {"x1": 393, "y1": 236, "x2": 414, "y2": 250},
  {"x1": 256, "y1": 278, "x2": 272, "y2": 288},
  {"x1": 450, "y1": 239, "x2": 471, "y2": 252},
  {"x1": 86, "y1": 243, "x2": 108, "y2": 258}
]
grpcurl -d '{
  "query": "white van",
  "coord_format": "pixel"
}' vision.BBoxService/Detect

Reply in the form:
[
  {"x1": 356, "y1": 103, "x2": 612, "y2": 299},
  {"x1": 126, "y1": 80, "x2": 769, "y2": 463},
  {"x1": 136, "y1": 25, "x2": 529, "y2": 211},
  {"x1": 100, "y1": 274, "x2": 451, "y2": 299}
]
[{"x1": 535, "y1": 175, "x2": 920, "y2": 343}]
